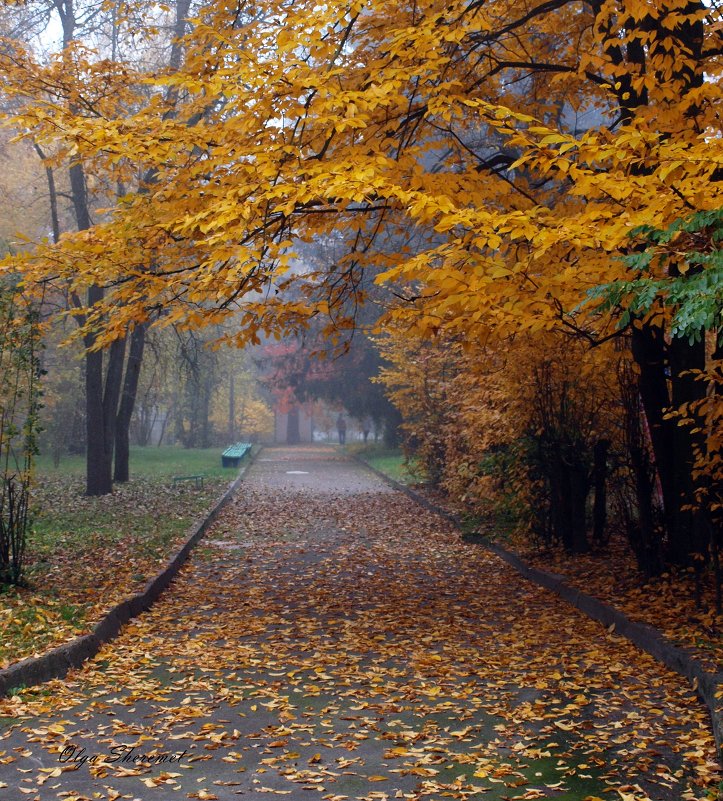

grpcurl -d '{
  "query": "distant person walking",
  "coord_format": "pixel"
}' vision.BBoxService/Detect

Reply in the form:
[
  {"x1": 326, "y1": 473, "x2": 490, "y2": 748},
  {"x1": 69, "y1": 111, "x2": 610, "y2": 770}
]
[{"x1": 336, "y1": 414, "x2": 347, "y2": 445}]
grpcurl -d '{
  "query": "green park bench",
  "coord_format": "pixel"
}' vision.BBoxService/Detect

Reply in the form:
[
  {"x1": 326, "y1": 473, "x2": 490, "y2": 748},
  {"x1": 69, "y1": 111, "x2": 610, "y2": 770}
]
[
  {"x1": 222, "y1": 442, "x2": 252, "y2": 468},
  {"x1": 172, "y1": 474, "x2": 205, "y2": 489}
]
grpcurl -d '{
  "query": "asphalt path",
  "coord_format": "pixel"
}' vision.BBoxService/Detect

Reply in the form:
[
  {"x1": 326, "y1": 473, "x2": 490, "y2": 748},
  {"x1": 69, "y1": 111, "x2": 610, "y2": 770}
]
[{"x1": 0, "y1": 446, "x2": 718, "y2": 801}]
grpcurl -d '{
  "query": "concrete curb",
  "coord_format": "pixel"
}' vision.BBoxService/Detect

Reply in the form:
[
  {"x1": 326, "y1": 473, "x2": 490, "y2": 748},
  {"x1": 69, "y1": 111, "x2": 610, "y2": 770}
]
[
  {"x1": 0, "y1": 448, "x2": 260, "y2": 697},
  {"x1": 354, "y1": 454, "x2": 723, "y2": 764}
]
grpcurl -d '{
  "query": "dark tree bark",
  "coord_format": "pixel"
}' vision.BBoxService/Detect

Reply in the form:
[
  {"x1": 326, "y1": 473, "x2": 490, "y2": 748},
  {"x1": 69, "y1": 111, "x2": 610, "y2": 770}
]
[
  {"x1": 59, "y1": 3, "x2": 116, "y2": 496},
  {"x1": 610, "y1": 2, "x2": 710, "y2": 566},
  {"x1": 228, "y1": 372, "x2": 236, "y2": 438},
  {"x1": 617, "y1": 357, "x2": 664, "y2": 577},
  {"x1": 157, "y1": 404, "x2": 171, "y2": 447},
  {"x1": 69, "y1": 160, "x2": 131, "y2": 495},
  {"x1": 33, "y1": 143, "x2": 61, "y2": 245},
  {"x1": 630, "y1": 323, "x2": 708, "y2": 564},
  {"x1": 85, "y1": 328, "x2": 126, "y2": 496},
  {"x1": 582, "y1": 0, "x2": 712, "y2": 565},
  {"x1": 114, "y1": 323, "x2": 147, "y2": 482},
  {"x1": 69, "y1": 159, "x2": 115, "y2": 496},
  {"x1": 668, "y1": 334, "x2": 707, "y2": 562},
  {"x1": 286, "y1": 408, "x2": 300, "y2": 444},
  {"x1": 712, "y1": 340, "x2": 723, "y2": 611},
  {"x1": 569, "y1": 461, "x2": 590, "y2": 554},
  {"x1": 111, "y1": 0, "x2": 191, "y2": 473},
  {"x1": 546, "y1": 444, "x2": 590, "y2": 555},
  {"x1": 592, "y1": 439, "x2": 610, "y2": 544},
  {"x1": 60, "y1": 0, "x2": 193, "y2": 493},
  {"x1": 628, "y1": 438, "x2": 664, "y2": 579},
  {"x1": 200, "y1": 377, "x2": 212, "y2": 448},
  {"x1": 630, "y1": 325, "x2": 675, "y2": 511},
  {"x1": 83, "y1": 305, "x2": 107, "y2": 495}
]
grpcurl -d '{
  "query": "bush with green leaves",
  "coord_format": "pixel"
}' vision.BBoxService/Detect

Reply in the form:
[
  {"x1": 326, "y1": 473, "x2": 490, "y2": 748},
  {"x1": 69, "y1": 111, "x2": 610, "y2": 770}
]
[{"x1": 589, "y1": 208, "x2": 723, "y2": 344}]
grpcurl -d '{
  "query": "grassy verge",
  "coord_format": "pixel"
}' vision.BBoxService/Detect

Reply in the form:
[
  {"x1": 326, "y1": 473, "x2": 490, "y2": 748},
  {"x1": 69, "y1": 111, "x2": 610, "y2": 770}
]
[
  {"x1": 0, "y1": 446, "x2": 243, "y2": 669},
  {"x1": 346, "y1": 443, "x2": 425, "y2": 485},
  {"x1": 33, "y1": 445, "x2": 237, "y2": 480}
]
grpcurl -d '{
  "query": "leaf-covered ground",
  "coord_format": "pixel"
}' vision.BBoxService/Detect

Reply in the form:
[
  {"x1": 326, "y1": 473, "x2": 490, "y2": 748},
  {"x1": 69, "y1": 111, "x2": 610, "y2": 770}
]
[
  {"x1": 1, "y1": 452, "x2": 233, "y2": 668},
  {"x1": 0, "y1": 446, "x2": 719, "y2": 801},
  {"x1": 516, "y1": 538, "x2": 722, "y2": 676},
  {"x1": 410, "y1": 481, "x2": 721, "y2": 676}
]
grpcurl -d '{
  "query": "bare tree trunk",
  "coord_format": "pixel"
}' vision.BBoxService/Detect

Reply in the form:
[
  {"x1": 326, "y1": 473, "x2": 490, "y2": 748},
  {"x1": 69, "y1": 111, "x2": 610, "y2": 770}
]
[
  {"x1": 114, "y1": 323, "x2": 147, "y2": 482},
  {"x1": 64, "y1": 0, "x2": 192, "y2": 490},
  {"x1": 228, "y1": 372, "x2": 236, "y2": 438},
  {"x1": 68, "y1": 162, "x2": 129, "y2": 495},
  {"x1": 600, "y1": 1, "x2": 710, "y2": 567},
  {"x1": 287, "y1": 408, "x2": 300, "y2": 444},
  {"x1": 592, "y1": 439, "x2": 610, "y2": 544},
  {"x1": 60, "y1": 0, "x2": 123, "y2": 496},
  {"x1": 83, "y1": 305, "x2": 107, "y2": 496},
  {"x1": 631, "y1": 324, "x2": 708, "y2": 565},
  {"x1": 68, "y1": 157, "x2": 118, "y2": 496},
  {"x1": 668, "y1": 333, "x2": 707, "y2": 563},
  {"x1": 157, "y1": 404, "x2": 172, "y2": 447},
  {"x1": 33, "y1": 143, "x2": 61, "y2": 245},
  {"x1": 103, "y1": 336, "x2": 126, "y2": 473}
]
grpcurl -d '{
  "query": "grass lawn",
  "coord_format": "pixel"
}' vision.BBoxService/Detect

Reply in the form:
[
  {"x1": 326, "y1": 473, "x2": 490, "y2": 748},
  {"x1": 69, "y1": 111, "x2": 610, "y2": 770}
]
[
  {"x1": 34, "y1": 445, "x2": 235, "y2": 480},
  {"x1": 346, "y1": 443, "x2": 425, "y2": 484},
  {"x1": 0, "y1": 446, "x2": 246, "y2": 671}
]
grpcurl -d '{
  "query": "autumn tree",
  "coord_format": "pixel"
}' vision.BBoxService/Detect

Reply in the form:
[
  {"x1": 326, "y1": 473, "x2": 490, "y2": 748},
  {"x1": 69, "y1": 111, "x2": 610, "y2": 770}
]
[
  {"x1": 0, "y1": 0, "x2": 196, "y2": 493},
  {"x1": 378, "y1": 327, "x2": 628, "y2": 551},
  {"x1": 0, "y1": 0, "x2": 720, "y2": 560}
]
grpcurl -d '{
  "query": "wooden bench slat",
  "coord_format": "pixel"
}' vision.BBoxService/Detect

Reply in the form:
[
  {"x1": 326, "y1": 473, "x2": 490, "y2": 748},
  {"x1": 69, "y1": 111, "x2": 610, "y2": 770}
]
[
  {"x1": 221, "y1": 442, "x2": 251, "y2": 467},
  {"x1": 222, "y1": 443, "x2": 250, "y2": 453}
]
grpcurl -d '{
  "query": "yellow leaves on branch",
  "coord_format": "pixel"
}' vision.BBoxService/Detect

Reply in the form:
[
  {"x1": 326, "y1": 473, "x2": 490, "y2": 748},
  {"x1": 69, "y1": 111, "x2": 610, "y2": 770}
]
[{"x1": 0, "y1": 0, "x2": 719, "y2": 349}]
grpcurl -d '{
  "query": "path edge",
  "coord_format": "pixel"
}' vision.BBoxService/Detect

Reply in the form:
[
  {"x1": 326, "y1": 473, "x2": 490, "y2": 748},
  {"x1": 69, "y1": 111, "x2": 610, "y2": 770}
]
[
  {"x1": 354, "y1": 454, "x2": 723, "y2": 764},
  {"x1": 0, "y1": 448, "x2": 261, "y2": 697}
]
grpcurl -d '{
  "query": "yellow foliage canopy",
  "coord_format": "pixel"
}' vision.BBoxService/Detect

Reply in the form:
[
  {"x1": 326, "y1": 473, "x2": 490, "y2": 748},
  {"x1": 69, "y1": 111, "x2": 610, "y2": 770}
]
[{"x1": 0, "y1": 0, "x2": 719, "y2": 348}]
